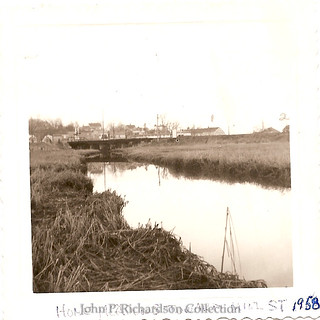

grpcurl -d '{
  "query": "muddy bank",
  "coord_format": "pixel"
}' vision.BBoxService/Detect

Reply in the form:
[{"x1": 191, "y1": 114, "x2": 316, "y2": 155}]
[{"x1": 30, "y1": 148, "x2": 267, "y2": 292}]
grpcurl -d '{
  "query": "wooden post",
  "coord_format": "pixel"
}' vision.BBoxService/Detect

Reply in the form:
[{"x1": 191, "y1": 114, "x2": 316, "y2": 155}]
[{"x1": 221, "y1": 207, "x2": 229, "y2": 273}]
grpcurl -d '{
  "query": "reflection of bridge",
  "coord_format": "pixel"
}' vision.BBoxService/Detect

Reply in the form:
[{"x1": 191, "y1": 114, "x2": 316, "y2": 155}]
[{"x1": 68, "y1": 137, "x2": 156, "y2": 154}]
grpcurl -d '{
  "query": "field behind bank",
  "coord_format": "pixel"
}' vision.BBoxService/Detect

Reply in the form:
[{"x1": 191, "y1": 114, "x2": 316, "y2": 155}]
[{"x1": 123, "y1": 133, "x2": 291, "y2": 188}]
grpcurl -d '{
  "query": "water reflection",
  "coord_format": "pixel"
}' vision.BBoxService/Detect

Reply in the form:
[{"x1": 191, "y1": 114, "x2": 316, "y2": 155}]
[{"x1": 87, "y1": 161, "x2": 292, "y2": 288}]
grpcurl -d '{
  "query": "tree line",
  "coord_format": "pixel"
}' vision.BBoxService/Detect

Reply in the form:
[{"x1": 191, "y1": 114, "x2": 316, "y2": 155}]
[{"x1": 29, "y1": 118, "x2": 77, "y2": 141}]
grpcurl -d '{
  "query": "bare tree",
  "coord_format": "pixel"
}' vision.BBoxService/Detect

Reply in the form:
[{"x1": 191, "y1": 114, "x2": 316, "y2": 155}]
[
  {"x1": 166, "y1": 121, "x2": 180, "y2": 136},
  {"x1": 29, "y1": 118, "x2": 52, "y2": 140},
  {"x1": 159, "y1": 114, "x2": 167, "y2": 127},
  {"x1": 48, "y1": 118, "x2": 63, "y2": 129}
]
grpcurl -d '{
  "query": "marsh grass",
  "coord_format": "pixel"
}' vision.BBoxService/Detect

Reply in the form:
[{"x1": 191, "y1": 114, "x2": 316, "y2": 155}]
[
  {"x1": 31, "y1": 147, "x2": 267, "y2": 292},
  {"x1": 32, "y1": 191, "x2": 128, "y2": 292},
  {"x1": 30, "y1": 148, "x2": 94, "y2": 173},
  {"x1": 123, "y1": 135, "x2": 291, "y2": 188}
]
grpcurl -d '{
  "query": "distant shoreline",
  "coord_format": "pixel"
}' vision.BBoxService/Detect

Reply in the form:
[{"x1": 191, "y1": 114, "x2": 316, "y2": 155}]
[{"x1": 121, "y1": 132, "x2": 291, "y2": 189}]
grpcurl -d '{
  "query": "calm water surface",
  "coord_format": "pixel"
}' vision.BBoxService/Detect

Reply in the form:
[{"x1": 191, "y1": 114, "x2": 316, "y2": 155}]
[{"x1": 88, "y1": 162, "x2": 292, "y2": 288}]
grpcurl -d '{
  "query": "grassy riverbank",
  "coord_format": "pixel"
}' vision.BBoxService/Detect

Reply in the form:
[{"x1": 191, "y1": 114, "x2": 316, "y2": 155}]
[
  {"x1": 122, "y1": 133, "x2": 291, "y2": 188},
  {"x1": 30, "y1": 145, "x2": 267, "y2": 292}
]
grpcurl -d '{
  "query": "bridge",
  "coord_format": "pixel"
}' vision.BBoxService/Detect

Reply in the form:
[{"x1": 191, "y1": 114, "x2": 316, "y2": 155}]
[{"x1": 68, "y1": 137, "x2": 161, "y2": 154}]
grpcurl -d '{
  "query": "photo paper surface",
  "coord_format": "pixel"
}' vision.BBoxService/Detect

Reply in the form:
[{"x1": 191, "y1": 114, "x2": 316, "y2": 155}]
[{"x1": 1, "y1": 1, "x2": 320, "y2": 319}]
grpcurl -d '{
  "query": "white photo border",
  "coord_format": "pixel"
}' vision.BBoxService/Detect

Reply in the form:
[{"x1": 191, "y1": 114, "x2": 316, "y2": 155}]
[{"x1": 1, "y1": 0, "x2": 320, "y2": 319}]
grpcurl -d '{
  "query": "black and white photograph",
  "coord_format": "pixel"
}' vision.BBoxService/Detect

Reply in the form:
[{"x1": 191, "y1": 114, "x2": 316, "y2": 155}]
[
  {"x1": 27, "y1": 4, "x2": 293, "y2": 292},
  {"x1": 1, "y1": 0, "x2": 320, "y2": 319}
]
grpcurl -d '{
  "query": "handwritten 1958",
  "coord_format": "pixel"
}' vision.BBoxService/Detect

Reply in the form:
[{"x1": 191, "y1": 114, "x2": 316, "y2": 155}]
[{"x1": 292, "y1": 296, "x2": 320, "y2": 311}]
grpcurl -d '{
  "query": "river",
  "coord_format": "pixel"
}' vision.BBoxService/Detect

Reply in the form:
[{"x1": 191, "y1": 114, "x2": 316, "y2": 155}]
[{"x1": 87, "y1": 161, "x2": 292, "y2": 288}]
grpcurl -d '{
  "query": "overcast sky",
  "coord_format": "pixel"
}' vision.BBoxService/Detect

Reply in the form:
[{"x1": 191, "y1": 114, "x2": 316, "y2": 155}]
[{"x1": 15, "y1": 0, "x2": 295, "y2": 134}]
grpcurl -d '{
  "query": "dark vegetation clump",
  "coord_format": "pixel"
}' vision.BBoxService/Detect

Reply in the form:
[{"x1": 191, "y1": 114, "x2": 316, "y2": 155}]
[
  {"x1": 30, "y1": 148, "x2": 267, "y2": 292},
  {"x1": 30, "y1": 168, "x2": 93, "y2": 215},
  {"x1": 166, "y1": 158, "x2": 291, "y2": 188}
]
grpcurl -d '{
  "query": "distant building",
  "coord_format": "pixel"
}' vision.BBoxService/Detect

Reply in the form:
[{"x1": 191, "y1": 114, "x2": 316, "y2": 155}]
[
  {"x1": 178, "y1": 129, "x2": 192, "y2": 137},
  {"x1": 65, "y1": 131, "x2": 76, "y2": 141},
  {"x1": 192, "y1": 127, "x2": 225, "y2": 136},
  {"x1": 179, "y1": 127, "x2": 225, "y2": 136},
  {"x1": 29, "y1": 135, "x2": 37, "y2": 143},
  {"x1": 126, "y1": 124, "x2": 136, "y2": 130},
  {"x1": 114, "y1": 133, "x2": 126, "y2": 139},
  {"x1": 51, "y1": 132, "x2": 75, "y2": 143},
  {"x1": 172, "y1": 129, "x2": 177, "y2": 138},
  {"x1": 132, "y1": 128, "x2": 146, "y2": 137},
  {"x1": 81, "y1": 126, "x2": 91, "y2": 132},
  {"x1": 88, "y1": 123, "x2": 102, "y2": 130},
  {"x1": 111, "y1": 129, "x2": 126, "y2": 139},
  {"x1": 79, "y1": 123, "x2": 102, "y2": 140},
  {"x1": 42, "y1": 135, "x2": 53, "y2": 143},
  {"x1": 52, "y1": 134, "x2": 62, "y2": 143}
]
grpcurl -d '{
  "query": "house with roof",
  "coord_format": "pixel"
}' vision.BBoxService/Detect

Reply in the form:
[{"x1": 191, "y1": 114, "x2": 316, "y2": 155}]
[
  {"x1": 52, "y1": 134, "x2": 62, "y2": 143},
  {"x1": 52, "y1": 131, "x2": 75, "y2": 143},
  {"x1": 179, "y1": 127, "x2": 225, "y2": 137},
  {"x1": 191, "y1": 127, "x2": 225, "y2": 136},
  {"x1": 42, "y1": 135, "x2": 53, "y2": 143},
  {"x1": 108, "y1": 128, "x2": 126, "y2": 139},
  {"x1": 78, "y1": 124, "x2": 102, "y2": 140},
  {"x1": 88, "y1": 122, "x2": 102, "y2": 130},
  {"x1": 132, "y1": 127, "x2": 146, "y2": 137},
  {"x1": 79, "y1": 122, "x2": 103, "y2": 139},
  {"x1": 29, "y1": 134, "x2": 38, "y2": 143},
  {"x1": 178, "y1": 129, "x2": 192, "y2": 137}
]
